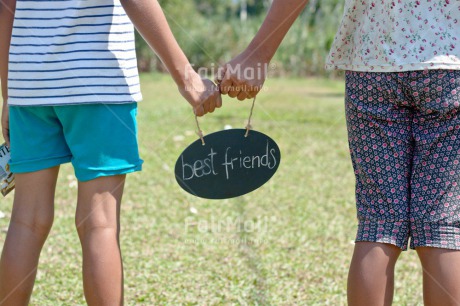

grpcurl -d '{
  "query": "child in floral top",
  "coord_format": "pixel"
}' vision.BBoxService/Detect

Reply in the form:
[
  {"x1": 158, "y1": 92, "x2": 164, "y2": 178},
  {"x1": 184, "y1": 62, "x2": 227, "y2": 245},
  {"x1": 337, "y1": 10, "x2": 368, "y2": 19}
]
[{"x1": 218, "y1": 0, "x2": 460, "y2": 304}]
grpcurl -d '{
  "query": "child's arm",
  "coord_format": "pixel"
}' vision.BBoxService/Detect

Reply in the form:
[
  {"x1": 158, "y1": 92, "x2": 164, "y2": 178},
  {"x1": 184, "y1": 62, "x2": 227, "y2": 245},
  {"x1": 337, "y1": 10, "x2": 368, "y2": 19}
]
[
  {"x1": 218, "y1": 0, "x2": 308, "y2": 100},
  {"x1": 0, "y1": 0, "x2": 16, "y2": 146},
  {"x1": 120, "y1": 0, "x2": 221, "y2": 116}
]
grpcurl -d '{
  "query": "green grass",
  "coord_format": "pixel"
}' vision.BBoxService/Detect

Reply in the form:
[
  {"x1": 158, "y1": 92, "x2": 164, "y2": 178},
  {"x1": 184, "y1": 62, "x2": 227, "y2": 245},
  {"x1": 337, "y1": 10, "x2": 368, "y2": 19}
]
[{"x1": 0, "y1": 74, "x2": 423, "y2": 305}]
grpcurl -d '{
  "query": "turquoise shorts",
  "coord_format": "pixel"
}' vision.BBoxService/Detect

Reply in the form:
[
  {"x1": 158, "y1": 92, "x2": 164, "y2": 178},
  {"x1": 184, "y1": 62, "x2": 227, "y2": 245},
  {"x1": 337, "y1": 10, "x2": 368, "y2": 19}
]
[{"x1": 9, "y1": 103, "x2": 143, "y2": 181}]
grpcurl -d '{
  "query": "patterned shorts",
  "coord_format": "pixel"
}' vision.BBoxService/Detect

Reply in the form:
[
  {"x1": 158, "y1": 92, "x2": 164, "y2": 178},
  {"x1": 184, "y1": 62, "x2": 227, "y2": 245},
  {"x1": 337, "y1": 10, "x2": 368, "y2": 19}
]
[{"x1": 346, "y1": 70, "x2": 460, "y2": 250}]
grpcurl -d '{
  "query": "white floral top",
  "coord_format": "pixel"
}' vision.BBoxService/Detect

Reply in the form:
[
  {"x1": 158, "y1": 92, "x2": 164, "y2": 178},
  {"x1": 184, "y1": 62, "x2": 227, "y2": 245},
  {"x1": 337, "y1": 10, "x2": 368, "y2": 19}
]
[{"x1": 326, "y1": 0, "x2": 460, "y2": 72}]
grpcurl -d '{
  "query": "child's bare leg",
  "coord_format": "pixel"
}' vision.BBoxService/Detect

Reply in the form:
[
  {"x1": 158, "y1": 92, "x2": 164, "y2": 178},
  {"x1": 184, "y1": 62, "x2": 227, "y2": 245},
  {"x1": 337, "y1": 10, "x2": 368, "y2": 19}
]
[
  {"x1": 0, "y1": 167, "x2": 59, "y2": 305},
  {"x1": 347, "y1": 241, "x2": 402, "y2": 306},
  {"x1": 75, "y1": 175, "x2": 125, "y2": 306},
  {"x1": 416, "y1": 247, "x2": 460, "y2": 306}
]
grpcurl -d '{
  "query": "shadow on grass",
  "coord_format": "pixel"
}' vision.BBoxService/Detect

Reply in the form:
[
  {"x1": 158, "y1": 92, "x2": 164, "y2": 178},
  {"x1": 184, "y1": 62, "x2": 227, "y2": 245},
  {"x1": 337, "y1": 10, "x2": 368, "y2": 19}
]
[{"x1": 235, "y1": 198, "x2": 271, "y2": 305}]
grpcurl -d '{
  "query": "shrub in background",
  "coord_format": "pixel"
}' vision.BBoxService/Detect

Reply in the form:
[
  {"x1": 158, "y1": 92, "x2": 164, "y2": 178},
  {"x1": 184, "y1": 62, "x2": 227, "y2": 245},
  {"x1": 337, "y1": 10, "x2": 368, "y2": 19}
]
[{"x1": 135, "y1": 0, "x2": 343, "y2": 77}]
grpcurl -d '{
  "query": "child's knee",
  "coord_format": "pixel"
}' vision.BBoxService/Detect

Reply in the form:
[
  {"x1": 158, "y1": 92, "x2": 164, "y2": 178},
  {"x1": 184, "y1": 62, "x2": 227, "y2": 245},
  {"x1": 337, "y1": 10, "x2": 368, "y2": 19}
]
[
  {"x1": 10, "y1": 211, "x2": 54, "y2": 239},
  {"x1": 75, "y1": 212, "x2": 118, "y2": 240}
]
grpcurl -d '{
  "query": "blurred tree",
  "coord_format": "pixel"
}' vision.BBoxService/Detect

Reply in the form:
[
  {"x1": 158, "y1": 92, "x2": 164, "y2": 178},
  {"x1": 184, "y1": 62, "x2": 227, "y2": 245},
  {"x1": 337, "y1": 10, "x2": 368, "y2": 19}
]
[
  {"x1": 192, "y1": 0, "x2": 269, "y2": 19},
  {"x1": 193, "y1": 0, "x2": 233, "y2": 17}
]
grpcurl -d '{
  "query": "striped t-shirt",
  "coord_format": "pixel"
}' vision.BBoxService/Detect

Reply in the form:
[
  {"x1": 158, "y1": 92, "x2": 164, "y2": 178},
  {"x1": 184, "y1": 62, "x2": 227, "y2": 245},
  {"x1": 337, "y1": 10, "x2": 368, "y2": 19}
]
[{"x1": 8, "y1": 0, "x2": 142, "y2": 106}]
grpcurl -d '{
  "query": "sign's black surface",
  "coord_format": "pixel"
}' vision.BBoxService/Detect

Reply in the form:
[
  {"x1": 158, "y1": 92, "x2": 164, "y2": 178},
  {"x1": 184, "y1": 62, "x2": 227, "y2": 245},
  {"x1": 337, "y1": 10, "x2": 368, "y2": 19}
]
[{"x1": 175, "y1": 129, "x2": 281, "y2": 199}]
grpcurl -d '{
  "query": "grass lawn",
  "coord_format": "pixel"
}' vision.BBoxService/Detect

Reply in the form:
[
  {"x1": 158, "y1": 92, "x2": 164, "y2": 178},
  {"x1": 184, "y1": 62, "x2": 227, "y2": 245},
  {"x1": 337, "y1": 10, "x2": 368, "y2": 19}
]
[{"x1": 0, "y1": 74, "x2": 424, "y2": 305}]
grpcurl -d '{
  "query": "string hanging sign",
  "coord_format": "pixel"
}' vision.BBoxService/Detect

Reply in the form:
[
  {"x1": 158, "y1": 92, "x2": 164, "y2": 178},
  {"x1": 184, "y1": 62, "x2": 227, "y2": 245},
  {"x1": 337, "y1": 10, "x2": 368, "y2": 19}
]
[{"x1": 175, "y1": 97, "x2": 281, "y2": 199}]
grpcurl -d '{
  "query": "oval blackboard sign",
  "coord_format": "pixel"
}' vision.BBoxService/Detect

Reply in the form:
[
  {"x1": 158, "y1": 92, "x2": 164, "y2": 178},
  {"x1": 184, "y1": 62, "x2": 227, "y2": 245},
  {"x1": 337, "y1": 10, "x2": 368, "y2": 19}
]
[{"x1": 175, "y1": 129, "x2": 281, "y2": 199}]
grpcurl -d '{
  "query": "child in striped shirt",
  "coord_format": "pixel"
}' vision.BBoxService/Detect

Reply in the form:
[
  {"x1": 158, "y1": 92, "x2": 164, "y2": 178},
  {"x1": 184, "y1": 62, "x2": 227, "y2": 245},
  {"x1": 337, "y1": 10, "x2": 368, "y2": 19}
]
[{"x1": 0, "y1": 0, "x2": 221, "y2": 304}]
